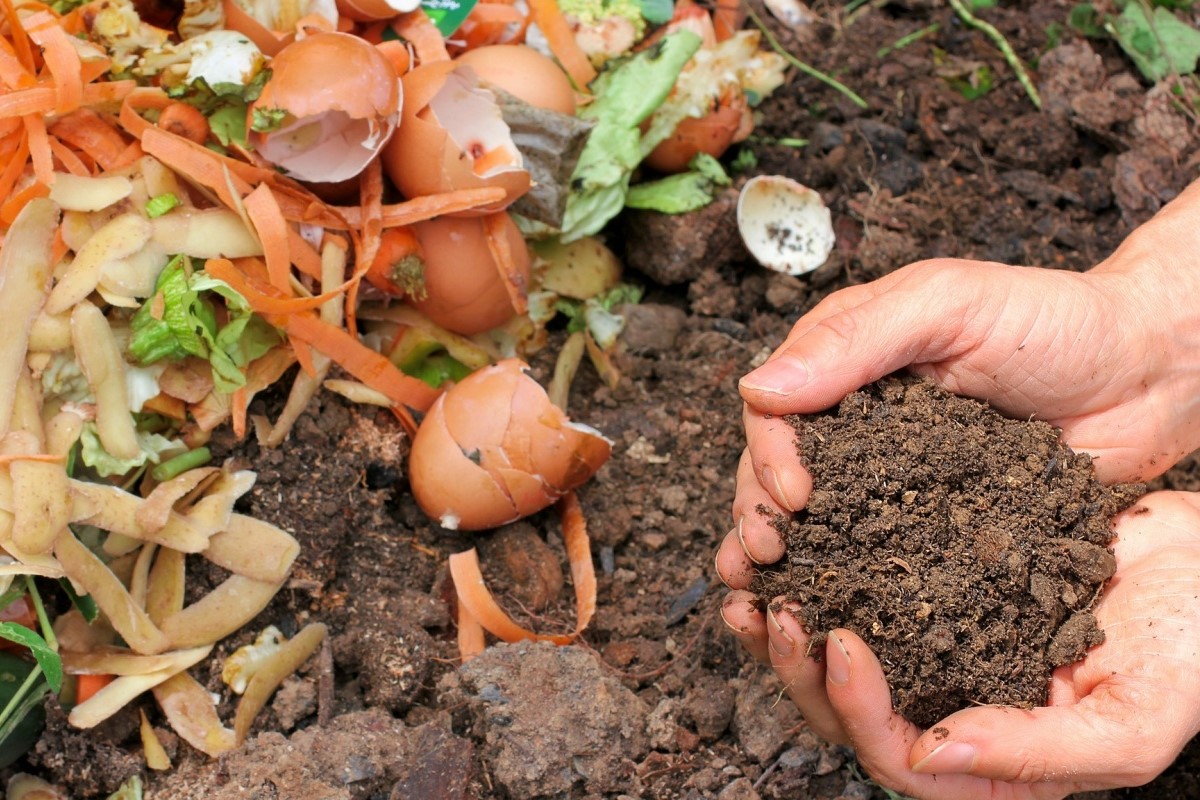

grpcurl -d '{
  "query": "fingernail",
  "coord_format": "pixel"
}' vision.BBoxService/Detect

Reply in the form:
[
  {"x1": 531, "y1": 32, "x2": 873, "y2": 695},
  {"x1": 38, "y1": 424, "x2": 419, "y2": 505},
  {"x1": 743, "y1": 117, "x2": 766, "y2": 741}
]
[
  {"x1": 766, "y1": 607, "x2": 795, "y2": 657},
  {"x1": 762, "y1": 466, "x2": 797, "y2": 512},
  {"x1": 719, "y1": 600, "x2": 742, "y2": 634},
  {"x1": 911, "y1": 742, "x2": 977, "y2": 775},
  {"x1": 735, "y1": 516, "x2": 764, "y2": 565},
  {"x1": 740, "y1": 358, "x2": 810, "y2": 395},
  {"x1": 826, "y1": 633, "x2": 851, "y2": 685}
]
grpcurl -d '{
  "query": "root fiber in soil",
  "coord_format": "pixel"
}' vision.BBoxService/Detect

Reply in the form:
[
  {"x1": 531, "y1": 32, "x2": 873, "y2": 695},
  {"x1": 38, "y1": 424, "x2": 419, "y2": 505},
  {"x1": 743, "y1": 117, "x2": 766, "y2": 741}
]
[{"x1": 753, "y1": 375, "x2": 1144, "y2": 729}]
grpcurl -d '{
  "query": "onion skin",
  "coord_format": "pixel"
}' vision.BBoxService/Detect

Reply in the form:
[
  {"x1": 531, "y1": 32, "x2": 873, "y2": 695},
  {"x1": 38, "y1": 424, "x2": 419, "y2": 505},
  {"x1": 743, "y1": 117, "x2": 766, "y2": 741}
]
[
  {"x1": 644, "y1": 90, "x2": 752, "y2": 175},
  {"x1": 408, "y1": 359, "x2": 611, "y2": 531},
  {"x1": 408, "y1": 213, "x2": 529, "y2": 336}
]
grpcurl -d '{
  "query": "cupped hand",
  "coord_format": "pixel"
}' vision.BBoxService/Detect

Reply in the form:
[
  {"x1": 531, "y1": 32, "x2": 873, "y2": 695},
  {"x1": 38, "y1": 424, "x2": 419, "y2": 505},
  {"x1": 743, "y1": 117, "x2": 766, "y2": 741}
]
[
  {"x1": 720, "y1": 180, "x2": 1200, "y2": 597},
  {"x1": 733, "y1": 491, "x2": 1200, "y2": 799}
]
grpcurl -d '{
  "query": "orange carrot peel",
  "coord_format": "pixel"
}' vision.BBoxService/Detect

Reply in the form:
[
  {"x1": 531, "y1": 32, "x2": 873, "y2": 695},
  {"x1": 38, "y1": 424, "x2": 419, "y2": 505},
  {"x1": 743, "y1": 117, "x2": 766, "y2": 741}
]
[{"x1": 449, "y1": 491, "x2": 597, "y2": 659}]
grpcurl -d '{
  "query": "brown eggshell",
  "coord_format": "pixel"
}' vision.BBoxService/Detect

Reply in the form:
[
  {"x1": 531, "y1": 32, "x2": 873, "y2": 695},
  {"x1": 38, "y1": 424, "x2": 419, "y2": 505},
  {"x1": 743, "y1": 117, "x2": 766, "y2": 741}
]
[
  {"x1": 644, "y1": 90, "x2": 751, "y2": 175},
  {"x1": 408, "y1": 396, "x2": 519, "y2": 530},
  {"x1": 408, "y1": 212, "x2": 529, "y2": 336},
  {"x1": 335, "y1": 0, "x2": 419, "y2": 22},
  {"x1": 455, "y1": 45, "x2": 576, "y2": 116},
  {"x1": 382, "y1": 62, "x2": 530, "y2": 213},
  {"x1": 409, "y1": 359, "x2": 612, "y2": 531},
  {"x1": 253, "y1": 33, "x2": 398, "y2": 122},
  {"x1": 248, "y1": 33, "x2": 400, "y2": 182}
]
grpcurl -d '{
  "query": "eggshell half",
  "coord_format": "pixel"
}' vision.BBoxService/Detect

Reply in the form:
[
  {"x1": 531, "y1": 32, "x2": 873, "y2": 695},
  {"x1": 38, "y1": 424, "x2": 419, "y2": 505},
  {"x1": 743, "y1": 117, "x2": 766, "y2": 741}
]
[
  {"x1": 382, "y1": 62, "x2": 530, "y2": 213},
  {"x1": 408, "y1": 359, "x2": 612, "y2": 531},
  {"x1": 248, "y1": 33, "x2": 400, "y2": 183},
  {"x1": 736, "y1": 175, "x2": 836, "y2": 275}
]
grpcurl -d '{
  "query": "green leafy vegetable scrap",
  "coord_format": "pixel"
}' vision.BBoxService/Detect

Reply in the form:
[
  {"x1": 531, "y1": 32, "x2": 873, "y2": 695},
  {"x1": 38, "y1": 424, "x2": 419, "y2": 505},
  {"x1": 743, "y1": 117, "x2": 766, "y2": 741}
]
[{"x1": 129, "y1": 256, "x2": 282, "y2": 394}]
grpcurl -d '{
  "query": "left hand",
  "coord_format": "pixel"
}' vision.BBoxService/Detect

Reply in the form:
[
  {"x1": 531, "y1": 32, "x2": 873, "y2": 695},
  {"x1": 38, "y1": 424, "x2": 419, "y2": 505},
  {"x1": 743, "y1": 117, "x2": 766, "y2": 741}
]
[{"x1": 723, "y1": 490, "x2": 1200, "y2": 799}]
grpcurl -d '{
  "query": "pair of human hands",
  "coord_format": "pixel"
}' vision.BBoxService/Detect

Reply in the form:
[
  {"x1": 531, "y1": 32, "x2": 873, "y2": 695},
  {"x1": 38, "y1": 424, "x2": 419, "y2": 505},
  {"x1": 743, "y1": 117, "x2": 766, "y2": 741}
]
[{"x1": 718, "y1": 181, "x2": 1200, "y2": 798}]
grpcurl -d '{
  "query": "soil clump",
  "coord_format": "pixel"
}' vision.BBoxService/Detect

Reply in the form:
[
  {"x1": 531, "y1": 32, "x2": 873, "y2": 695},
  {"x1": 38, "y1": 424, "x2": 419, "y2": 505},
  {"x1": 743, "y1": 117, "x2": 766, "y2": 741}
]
[{"x1": 754, "y1": 375, "x2": 1143, "y2": 728}]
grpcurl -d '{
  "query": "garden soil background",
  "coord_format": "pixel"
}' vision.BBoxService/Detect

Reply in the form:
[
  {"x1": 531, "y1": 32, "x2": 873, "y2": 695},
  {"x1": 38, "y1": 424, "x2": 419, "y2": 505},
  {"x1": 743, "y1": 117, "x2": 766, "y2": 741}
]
[{"x1": 14, "y1": 0, "x2": 1200, "y2": 798}]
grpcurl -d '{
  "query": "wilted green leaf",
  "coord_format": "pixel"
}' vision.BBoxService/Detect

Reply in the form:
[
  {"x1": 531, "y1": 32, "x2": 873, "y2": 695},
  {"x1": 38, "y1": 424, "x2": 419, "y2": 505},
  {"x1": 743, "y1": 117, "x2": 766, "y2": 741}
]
[{"x1": 1108, "y1": 2, "x2": 1200, "y2": 81}]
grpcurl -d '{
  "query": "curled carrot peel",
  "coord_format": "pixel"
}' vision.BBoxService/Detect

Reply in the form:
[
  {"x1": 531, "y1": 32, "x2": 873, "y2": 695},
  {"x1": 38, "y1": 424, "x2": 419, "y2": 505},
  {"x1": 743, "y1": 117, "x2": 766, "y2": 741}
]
[
  {"x1": 243, "y1": 185, "x2": 293, "y2": 294},
  {"x1": 457, "y1": 599, "x2": 487, "y2": 662},
  {"x1": 449, "y1": 490, "x2": 597, "y2": 655},
  {"x1": 484, "y1": 212, "x2": 528, "y2": 316},
  {"x1": 283, "y1": 312, "x2": 439, "y2": 417},
  {"x1": 51, "y1": 108, "x2": 131, "y2": 170},
  {"x1": 22, "y1": 112, "x2": 52, "y2": 185},
  {"x1": 526, "y1": 0, "x2": 596, "y2": 89},
  {"x1": 331, "y1": 187, "x2": 508, "y2": 228},
  {"x1": 24, "y1": 12, "x2": 83, "y2": 114}
]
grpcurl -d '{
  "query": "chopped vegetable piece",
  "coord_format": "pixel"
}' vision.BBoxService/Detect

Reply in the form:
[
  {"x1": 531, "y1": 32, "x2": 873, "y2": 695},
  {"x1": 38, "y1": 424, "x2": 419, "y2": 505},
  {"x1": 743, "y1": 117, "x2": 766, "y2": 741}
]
[{"x1": 145, "y1": 193, "x2": 180, "y2": 218}]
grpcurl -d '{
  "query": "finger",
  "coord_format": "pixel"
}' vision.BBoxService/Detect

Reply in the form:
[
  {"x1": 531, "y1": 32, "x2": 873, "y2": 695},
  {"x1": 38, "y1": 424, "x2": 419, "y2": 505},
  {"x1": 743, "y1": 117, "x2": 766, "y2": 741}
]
[
  {"x1": 743, "y1": 407, "x2": 811, "y2": 514},
  {"x1": 908, "y1": 680, "x2": 1188, "y2": 788},
  {"x1": 739, "y1": 261, "x2": 985, "y2": 415},
  {"x1": 715, "y1": 526, "x2": 757, "y2": 590},
  {"x1": 720, "y1": 590, "x2": 769, "y2": 663},
  {"x1": 732, "y1": 448, "x2": 790, "y2": 564},
  {"x1": 824, "y1": 628, "x2": 1000, "y2": 800},
  {"x1": 765, "y1": 603, "x2": 847, "y2": 744}
]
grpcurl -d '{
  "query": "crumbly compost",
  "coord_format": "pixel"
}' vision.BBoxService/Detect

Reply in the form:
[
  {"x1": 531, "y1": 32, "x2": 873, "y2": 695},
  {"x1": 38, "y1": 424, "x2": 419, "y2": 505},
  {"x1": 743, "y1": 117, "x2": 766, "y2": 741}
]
[{"x1": 753, "y1": 375, "x2": 1144, "y2": 729}]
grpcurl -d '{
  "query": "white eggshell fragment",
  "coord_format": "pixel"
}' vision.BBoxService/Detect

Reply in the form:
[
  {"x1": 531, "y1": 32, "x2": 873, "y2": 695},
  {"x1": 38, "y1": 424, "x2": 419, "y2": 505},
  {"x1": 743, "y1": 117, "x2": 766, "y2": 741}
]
[{"x1": 736, "y1": 175, "x2": 835, "y2": 275}]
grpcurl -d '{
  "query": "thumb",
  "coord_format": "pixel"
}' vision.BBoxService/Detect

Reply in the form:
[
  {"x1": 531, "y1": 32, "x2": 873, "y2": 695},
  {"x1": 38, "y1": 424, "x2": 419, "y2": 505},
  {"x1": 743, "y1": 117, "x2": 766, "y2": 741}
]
[
  {"x1": 909, "y1": 683, "x2": 1187, "y2": 787},
  {"x1": 738, "y1": 266, "x2": 979, "y2": 415}
]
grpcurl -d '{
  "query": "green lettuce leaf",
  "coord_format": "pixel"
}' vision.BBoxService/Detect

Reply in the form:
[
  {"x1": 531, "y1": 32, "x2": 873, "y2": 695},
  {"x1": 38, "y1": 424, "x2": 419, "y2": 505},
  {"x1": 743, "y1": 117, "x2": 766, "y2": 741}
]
[
  {"x1": 559, "y1": 31, "x2": 703, "y2": 241},
  {"x1": 129, "y1": 258, "x2": 282, "y2": 394},
  {"x1": 79, "y1": 423, "x2": 182, "y2": 478},
  {"x1": 625, "y1": 153, "x2": 731, "y2": 213}
]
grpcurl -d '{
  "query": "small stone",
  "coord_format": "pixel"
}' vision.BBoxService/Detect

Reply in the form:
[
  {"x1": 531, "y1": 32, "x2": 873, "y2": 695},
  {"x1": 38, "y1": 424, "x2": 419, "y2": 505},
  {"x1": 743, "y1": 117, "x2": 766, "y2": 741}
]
[
  {"x1": 717, "y1": 777, "x2": 761, "y2": 800},
  {"x1": 642, "y1": 532, "x2": 668, "y2": 551},
  {"x1": 618, "y1": 303, "x2": 687, "y2": 355}
]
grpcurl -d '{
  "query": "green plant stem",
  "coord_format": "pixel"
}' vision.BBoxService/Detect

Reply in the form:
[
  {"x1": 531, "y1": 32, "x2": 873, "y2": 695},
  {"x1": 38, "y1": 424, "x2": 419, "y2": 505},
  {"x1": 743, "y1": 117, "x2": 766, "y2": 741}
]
[
  {"x1": 747, "y1": 6, "x2": 869, "y2": 110},
  {"x1": 23, "y1": 576, "x2": 56, "y2": 653},
  {"x1": 877, "y1": 23, "x2": 940, "y2": 59},
  {"x1": 151, "y1": 446, "x2": 213, "y2": 482},
  {"x1": 0, "y1": 666, "x2": 41, "y2": 732},
  {"x1": 946, "y1": 0, "x2": 1042, "y2": 109}
]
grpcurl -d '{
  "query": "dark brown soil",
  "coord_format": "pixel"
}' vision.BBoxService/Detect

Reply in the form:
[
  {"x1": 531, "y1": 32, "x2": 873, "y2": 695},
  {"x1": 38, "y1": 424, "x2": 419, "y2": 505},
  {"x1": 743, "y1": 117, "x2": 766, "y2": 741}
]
[
  {"x1": 11, "y1": 0, "x2": 1200, "y2": 798},
  {"x1": 753, "y1": 375, "x2": 1143, "y2": 728}
]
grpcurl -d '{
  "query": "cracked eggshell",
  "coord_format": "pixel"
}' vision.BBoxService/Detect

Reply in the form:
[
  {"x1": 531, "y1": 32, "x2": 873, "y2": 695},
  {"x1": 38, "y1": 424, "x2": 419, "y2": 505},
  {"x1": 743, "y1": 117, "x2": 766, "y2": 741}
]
[
  {"x1": 736, "y1": 175, "x2": 835, "y2": 275},
  {"x1": 382, "y1": 62, "x2": 530, "y2": 214},
  {"x1": 408, "y1": 359, "x2": 612, "y2": 531},
  {"x1": 248, "y1": 32, "x2": 400, "y2": 183}
]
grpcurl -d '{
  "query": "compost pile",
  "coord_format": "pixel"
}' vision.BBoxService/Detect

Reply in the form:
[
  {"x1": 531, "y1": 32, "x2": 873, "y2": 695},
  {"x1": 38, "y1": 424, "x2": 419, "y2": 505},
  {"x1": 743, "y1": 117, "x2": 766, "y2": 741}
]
[{"x1": 754, "y1": 375, "x2": 1144, "y2": 728}]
